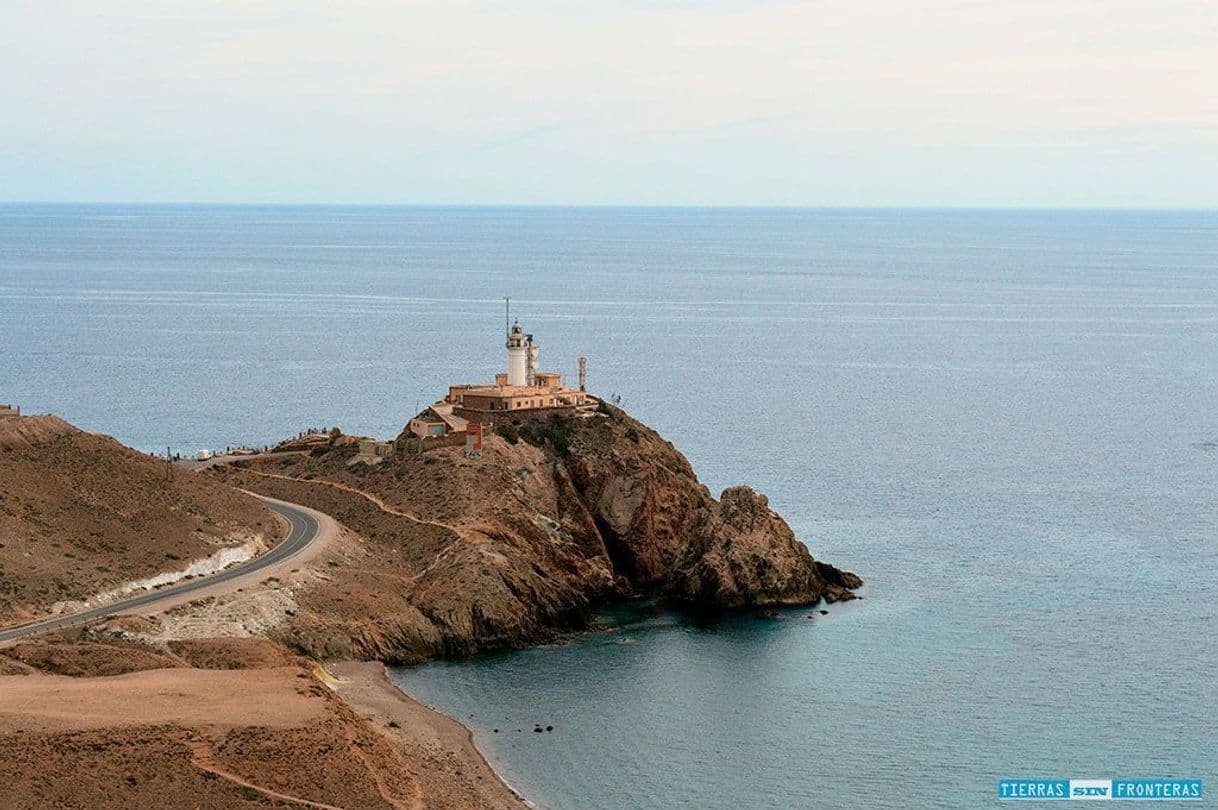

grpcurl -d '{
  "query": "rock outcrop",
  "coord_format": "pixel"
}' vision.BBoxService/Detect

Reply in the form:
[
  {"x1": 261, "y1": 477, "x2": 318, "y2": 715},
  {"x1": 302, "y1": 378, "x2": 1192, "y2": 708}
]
[
  {"x1": 558, "y1": 406, "x2": 860, "y2": 609},
  {"x1": 560, "y1": 412, "x2": 711, "y2": 587},
  {"x1": 664, "y1": 486, "x2": 862, "y2": 609}
]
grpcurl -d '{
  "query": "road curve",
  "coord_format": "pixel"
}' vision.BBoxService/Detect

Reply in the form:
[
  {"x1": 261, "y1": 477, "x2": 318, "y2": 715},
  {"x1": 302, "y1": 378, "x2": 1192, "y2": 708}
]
[{"x1": 0, "y1": 496, "x2": 321, "y2": 645}]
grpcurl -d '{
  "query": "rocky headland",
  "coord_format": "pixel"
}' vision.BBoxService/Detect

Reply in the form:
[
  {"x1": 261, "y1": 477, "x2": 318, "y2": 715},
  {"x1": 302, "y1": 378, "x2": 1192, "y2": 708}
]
[{"x1": 213, "y1": 403, "x2": 861, "y2": 663}]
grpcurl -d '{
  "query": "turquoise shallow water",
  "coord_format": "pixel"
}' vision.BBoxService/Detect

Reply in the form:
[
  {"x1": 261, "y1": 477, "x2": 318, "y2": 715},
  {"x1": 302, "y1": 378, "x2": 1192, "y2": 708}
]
[{"x1": 2, "y1": 205, "x2": 1216, "y2": 807}]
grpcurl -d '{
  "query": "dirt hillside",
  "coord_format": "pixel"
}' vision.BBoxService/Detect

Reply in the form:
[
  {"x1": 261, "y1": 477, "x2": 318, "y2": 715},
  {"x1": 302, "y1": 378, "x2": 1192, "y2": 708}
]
[
  {"x1": 0, "y1": 635, "x2": 520, "y2": 810},
  {"x1": 0, "y1": 415, "x2": 278, "y2": 623}
]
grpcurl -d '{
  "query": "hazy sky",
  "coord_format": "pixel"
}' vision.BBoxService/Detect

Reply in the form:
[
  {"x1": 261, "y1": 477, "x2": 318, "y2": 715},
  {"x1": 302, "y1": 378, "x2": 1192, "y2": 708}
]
[{"x1": 3, "y1": 1, "x2": 1215, "y2": 206}]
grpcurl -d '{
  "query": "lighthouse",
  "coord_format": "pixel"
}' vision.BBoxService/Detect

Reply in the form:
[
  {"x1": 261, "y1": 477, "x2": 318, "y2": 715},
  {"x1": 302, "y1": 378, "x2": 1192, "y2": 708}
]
[
  {"x1": 420, "y1": 312, "x2": 591, "y2": 433},
  {"x1": 506, "y1": 321, "x2": 529, "y2": 386}
]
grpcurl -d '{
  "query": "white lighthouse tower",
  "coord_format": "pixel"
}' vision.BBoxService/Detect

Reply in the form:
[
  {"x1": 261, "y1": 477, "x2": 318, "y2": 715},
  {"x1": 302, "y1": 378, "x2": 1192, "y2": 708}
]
[{"x1": 506, "y1": 321, "x2": 529, "y2": 386}]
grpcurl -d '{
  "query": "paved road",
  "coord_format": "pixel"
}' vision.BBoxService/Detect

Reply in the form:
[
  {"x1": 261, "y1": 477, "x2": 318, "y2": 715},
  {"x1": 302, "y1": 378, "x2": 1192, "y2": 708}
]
[{"x1": 0, "y1": 497, "x2": 320, "y2": 645}]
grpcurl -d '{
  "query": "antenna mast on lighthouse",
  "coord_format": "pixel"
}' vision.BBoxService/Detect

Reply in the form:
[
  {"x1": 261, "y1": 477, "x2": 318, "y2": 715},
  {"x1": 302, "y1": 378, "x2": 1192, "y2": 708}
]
[{"x1": 504, "y1": 297, "x2": 510, "y2": 338}]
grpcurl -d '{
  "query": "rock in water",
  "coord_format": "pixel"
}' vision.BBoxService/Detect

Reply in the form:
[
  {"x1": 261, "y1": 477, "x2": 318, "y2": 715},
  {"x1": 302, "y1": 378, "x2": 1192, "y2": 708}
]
[
  {"x1": 814, "y1": 560, "x2": 864, "y2": 603},
  {"x1": 663, "y1": 486, "x2": 862, "y2": 610}
]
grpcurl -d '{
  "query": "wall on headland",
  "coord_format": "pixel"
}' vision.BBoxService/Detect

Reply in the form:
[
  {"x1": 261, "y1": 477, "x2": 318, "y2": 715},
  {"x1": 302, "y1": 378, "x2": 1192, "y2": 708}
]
[
  {"x1": 396, "y1": 432, "x2": 467, "y2": 454},
  {"x1": 453, "y1": 405, "x2": 582, "y2": 427}
]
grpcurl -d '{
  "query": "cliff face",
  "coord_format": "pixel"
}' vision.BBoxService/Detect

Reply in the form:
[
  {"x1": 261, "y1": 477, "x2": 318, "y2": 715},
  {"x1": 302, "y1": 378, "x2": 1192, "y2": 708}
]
[
  {"x1": 216, "y1": 405, "x2": 860, "y2": 661},
  {"x1": 558, "y1": 408, "x2": 861, "y2": 609},
  {"x1": 560, "y1": 411, "x2": 709, "y2": 587}
]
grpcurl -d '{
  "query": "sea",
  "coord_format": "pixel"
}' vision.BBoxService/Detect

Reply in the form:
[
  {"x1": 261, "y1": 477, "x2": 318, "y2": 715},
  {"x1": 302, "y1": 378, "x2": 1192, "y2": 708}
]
[{"x1": 1, "y1": 205, "x2": 1215, "y2": 808}]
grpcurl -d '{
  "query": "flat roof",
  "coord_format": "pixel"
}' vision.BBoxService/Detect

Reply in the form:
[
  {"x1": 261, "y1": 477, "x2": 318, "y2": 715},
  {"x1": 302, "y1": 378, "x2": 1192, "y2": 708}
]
[{"x1": 454, "y1": 384, "x2": 577, "y2": 397}]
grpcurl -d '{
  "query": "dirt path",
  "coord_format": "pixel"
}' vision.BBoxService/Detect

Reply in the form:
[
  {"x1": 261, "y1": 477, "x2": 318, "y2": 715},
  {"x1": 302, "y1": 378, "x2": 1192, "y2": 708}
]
[
  {"x1": 188, "y1": 741, "x2": 349, "y2": 810},
  {"x1": 240, "y1": 470, "x2": 469, "y2": 587},
  {"x1": 243, "y1": 470, "x2": 459, "y2": 534}
]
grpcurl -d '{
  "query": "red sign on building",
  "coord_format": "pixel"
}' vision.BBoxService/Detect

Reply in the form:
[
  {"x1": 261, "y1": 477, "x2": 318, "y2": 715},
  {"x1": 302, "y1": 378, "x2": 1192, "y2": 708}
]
[{"x1": 465, "y1": 422, "x2": 484, "y2": 458}]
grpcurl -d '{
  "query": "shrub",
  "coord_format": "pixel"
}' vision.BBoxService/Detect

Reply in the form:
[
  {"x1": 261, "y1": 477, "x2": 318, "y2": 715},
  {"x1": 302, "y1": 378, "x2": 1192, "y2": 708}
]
[{"x1": 519, "y1": 415, "x2": 575, "y2": 457}]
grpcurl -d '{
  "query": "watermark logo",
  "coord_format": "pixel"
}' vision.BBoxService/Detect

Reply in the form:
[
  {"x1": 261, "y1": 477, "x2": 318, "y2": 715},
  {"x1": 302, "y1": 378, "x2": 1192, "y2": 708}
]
[{"x1": 999, "y1": 779, "x2": 1202, "y2": 801}]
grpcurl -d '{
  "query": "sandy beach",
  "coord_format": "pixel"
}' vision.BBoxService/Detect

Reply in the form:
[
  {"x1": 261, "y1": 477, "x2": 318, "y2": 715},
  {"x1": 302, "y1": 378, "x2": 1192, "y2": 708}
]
[{"x1": 327, "y1": 660, "x2": 531, "y2": 810}]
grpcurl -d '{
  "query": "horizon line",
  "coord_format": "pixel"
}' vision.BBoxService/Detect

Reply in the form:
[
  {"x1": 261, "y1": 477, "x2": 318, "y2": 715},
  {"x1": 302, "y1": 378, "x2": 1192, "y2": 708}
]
[{"x1": 2, "y1": 201, "x2": 1217, "y2": 213}]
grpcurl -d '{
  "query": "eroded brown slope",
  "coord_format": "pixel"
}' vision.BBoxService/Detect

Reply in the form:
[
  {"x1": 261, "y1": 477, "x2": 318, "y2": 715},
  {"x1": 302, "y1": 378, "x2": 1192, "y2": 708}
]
[
  {"x1": 0, "y1": 415, "x2": 278, "y2": 623},
  {"x1": 216, "y1": 438, "x2": 616, "y2": 662}
]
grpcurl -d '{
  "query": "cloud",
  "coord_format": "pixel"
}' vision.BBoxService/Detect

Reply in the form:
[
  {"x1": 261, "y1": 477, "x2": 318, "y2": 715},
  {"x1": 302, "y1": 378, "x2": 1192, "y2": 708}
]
[{"x1": 1, "y1": 0, "x2": 1215, "y2": 204}]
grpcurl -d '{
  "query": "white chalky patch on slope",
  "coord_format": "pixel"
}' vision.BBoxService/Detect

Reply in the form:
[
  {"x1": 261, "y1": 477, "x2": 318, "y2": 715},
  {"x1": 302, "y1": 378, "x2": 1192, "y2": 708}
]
[{"x1": 50, "y1": 534, "x2": 267, "y2": 616}]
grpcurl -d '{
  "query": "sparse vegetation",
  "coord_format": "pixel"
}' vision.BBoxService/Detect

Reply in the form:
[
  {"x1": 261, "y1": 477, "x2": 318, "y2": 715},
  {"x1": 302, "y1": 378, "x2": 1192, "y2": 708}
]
[{"x1": 518, "y1": 415, "x2": 576, "y2": 457}]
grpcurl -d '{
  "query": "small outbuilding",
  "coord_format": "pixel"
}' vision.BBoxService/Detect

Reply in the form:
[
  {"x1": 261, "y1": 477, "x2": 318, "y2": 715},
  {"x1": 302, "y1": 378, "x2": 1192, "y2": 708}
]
[{"x1": 407, "y1": 402, "x2": 469, "y2": 439}]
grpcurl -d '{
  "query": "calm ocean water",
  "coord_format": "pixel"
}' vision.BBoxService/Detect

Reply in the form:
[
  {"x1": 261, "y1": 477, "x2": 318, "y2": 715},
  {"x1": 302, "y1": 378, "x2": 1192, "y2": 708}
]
[{"x1": 2, "y1": 205, "x2": 1216, "y2": 807}]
